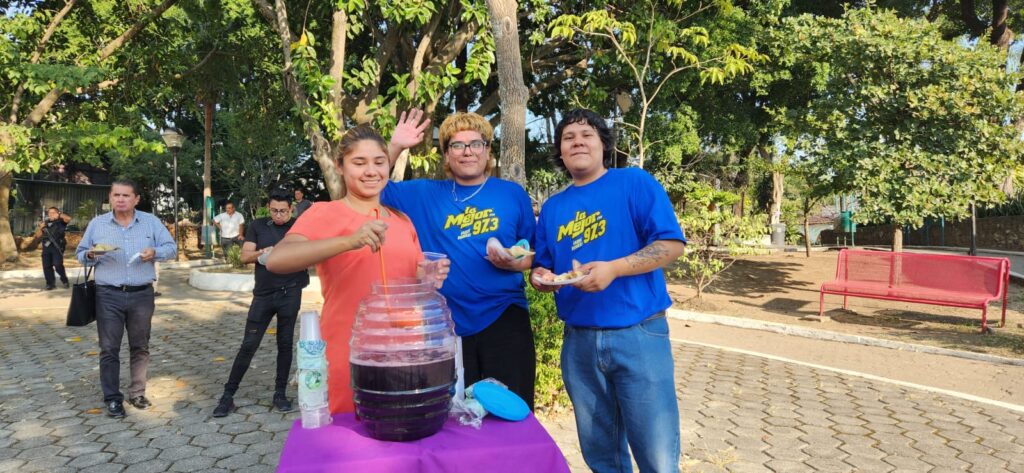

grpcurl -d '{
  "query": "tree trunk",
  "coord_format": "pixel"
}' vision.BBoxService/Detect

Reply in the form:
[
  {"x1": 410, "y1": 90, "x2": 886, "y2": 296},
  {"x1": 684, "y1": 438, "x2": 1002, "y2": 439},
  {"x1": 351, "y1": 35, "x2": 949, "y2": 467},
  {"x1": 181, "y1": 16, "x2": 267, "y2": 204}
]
[
  {"x1": 891, "y1": 223, "x2": 903, "y2": 253},
  {"x1": 769, "y1": 170, "x2": 783, "y2": 225},
  {"x1": 486, "y1": 0, "x2": 528, "y2": 186},
  {"x1": 265, "y1": 0, "x2": 343, "y2": 199},
  {"x1": 328, "y1": 9, "x2": 347, "y2": 115},
  {"x1": 990, "y1": 0, "x2": 1013, "y2": 48},
  {"x1": 758, "y1": 146, "x2": 784, "y2": 224},
  {"x1": 203, "y1": 100, "x2": 214, "y2": 229},
  {"x1": 455, "y1": 47, "x2": 472, "y2": 112},
  {"x1": 711, "y1": 178, "x2": 721, "y2": 246},
  {"x1": 312, "y1": 135, "x2": 343, "y2": 199},
  {"x1": 0, "y1": 172, "x2": 18, "y2": 262},
  {"x1": 390, "y1": 149, "x2": 410, "y2": 182},
  {"x1": 804, "y1": 215, "x2": 811, "y2": 258},
  {"x1": 741, "y1": 188, "x2": 749, "y2": 218}
]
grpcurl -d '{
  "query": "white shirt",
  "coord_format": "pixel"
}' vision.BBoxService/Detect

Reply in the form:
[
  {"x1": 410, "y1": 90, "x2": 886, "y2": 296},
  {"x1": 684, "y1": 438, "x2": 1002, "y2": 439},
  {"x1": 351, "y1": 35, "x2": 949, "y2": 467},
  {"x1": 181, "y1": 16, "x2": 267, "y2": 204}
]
[{"x1": 214, "y1": 212, "x2": 245, "y2": 238}]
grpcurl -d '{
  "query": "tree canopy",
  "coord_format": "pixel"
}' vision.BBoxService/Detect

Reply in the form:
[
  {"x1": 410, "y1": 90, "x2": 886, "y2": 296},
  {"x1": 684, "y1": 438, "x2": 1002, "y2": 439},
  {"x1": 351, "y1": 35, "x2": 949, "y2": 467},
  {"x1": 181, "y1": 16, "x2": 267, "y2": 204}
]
[
  {"x1": 767, "y1": 7, "x2": 1023, "y2": 244},
  {"x1": 3, "y1": 0, "x2": 1024, "y2": 260}
]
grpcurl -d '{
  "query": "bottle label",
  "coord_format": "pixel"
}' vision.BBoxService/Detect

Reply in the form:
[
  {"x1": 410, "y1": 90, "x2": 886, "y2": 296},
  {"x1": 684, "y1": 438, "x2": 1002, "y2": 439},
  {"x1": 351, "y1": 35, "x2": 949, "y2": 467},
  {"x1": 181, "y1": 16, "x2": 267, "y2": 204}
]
[
  {"x1": 298, "y1": 369, "x2": 329, "y2": 410},
  {"x1": 297, "y1": 340, "x2": 326, "y2": 370}
]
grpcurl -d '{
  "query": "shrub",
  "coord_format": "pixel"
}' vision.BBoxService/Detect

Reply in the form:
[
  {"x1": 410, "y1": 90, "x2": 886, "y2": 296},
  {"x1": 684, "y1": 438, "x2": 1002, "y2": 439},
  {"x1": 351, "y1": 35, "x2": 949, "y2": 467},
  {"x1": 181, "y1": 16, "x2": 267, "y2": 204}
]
[
  {"x1": 675, "y1": 181, "x2": 767, "y2": 298},
  {"x1": 73, "y1": 199, "x2": 97, "y2": 231},
  {"x1": 226, "y1": 244, "x2": 245, "y2": 269},
  {"x1": 525, "y1": 273, "x2": 570, "y2": 413}
]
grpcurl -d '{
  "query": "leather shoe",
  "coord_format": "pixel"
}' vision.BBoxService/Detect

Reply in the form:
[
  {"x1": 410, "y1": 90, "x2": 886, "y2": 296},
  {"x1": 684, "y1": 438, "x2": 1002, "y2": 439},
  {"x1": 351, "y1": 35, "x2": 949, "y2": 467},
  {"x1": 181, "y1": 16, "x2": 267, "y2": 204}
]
[
  {"x1": 62, "y1": 281, "x2": 69, "y2": 289},
  {"x1": 212, "y1": 396, "x2": 235, "y2": 418},
  {"x1": 128, "y1": 396, "x2": 152, "y2": 410},
  {"x1": 44, "y1": 285, "x2": 55, "y2": 291},
  {"x1": 273, "y1": 395, "x2": 293, "y2": 413},
  {"x1": 106, "y1": 400, "x2": 126, "y2": 418}
]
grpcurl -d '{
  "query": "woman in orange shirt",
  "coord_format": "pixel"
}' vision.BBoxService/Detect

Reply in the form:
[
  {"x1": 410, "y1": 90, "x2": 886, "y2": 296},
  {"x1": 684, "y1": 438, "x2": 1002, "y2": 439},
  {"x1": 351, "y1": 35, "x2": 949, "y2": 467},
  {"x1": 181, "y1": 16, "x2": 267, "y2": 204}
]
[{"x1": 266, "y1": 125, "x2": 448, "y2": 414}]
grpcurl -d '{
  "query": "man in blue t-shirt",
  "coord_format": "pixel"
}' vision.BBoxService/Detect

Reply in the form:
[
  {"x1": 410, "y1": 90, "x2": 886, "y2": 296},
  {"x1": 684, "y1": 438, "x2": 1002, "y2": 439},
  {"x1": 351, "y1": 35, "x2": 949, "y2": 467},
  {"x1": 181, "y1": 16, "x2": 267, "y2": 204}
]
[
  {"x1": 383, "y1": 110, "x2": 538, "y2": 409},
  {"x1": 531, "y1": 109, "x2": 686, "y2": 473}
]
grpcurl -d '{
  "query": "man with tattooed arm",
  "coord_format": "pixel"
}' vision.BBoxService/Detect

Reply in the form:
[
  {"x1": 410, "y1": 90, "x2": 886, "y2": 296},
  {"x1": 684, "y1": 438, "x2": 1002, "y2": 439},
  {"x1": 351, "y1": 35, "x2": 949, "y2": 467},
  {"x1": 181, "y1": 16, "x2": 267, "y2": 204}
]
[{"x1": 531, "y1": 109, "x2": 687, "y2": 473}]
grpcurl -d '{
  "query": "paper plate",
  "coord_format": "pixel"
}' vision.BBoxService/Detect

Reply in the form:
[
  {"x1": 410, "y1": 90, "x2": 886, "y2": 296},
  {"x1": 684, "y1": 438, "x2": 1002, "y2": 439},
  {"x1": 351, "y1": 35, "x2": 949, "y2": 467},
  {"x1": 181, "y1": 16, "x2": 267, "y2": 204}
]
[
  {"x1": 90, "y1": 246, "x2": 119, "y2": 255},
  {"x1": 473, "y1": 381, "x2": 529, "y2": 421},
  {"x1": 533, "y1": 272, "x2": 588, "y2": 286}
]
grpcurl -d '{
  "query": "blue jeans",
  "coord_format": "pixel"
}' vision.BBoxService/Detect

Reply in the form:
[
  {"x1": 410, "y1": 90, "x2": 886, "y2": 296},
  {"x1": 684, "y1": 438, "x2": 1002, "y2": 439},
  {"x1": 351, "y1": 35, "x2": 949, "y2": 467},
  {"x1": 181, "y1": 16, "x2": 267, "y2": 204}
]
[{"x1": 562, "y1": 315, "x2": 680, "y2": 473}]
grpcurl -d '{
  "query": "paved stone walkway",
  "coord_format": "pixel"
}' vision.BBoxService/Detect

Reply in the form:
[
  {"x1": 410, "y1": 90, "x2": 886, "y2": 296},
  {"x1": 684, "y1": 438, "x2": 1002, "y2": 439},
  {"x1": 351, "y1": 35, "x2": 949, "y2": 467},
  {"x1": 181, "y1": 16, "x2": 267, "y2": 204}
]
[
  {"x1": 1, "y1": 288, "x2": 1023, "y2": 471},
  {"x1": 543, "y1": 342, "x2": 1024, "y2": 472}
]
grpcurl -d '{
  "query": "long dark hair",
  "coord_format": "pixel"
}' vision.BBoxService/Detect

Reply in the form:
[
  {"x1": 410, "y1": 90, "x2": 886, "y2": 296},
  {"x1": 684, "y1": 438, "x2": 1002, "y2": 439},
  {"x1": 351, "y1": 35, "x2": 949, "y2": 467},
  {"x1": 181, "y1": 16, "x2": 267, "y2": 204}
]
[{"x1": 552, "y1": 109, "x2": 615, "y2": 174}]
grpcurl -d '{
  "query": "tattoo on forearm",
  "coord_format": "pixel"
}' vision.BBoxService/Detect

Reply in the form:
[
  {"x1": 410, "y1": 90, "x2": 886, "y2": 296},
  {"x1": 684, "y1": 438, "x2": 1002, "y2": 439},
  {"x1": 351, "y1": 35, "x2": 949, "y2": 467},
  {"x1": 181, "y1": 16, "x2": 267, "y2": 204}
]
[{"x1": 626, "y1": 242, "x2": 668, "y2": 269}]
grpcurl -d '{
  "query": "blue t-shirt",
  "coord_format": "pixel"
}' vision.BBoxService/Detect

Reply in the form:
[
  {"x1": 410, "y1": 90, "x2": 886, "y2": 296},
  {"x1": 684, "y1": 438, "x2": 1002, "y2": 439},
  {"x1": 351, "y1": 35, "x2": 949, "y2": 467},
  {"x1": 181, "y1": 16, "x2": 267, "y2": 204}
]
[
  {"x1": 534, "y1": 168, "x2": 686, "y2": 328},
  {"x1": 382, "y1": 178, "x2": 536, "y2": 336}
]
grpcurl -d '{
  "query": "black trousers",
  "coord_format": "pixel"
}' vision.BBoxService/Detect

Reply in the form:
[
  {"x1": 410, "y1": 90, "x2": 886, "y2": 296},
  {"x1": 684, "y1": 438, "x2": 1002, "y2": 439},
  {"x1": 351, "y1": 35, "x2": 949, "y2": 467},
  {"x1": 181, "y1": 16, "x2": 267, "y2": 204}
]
[
  {"x1": 96, "y1": 285, "x2": 155, "y2": 403},
  {"x1": 41, "y1": 245, "x2": 67, "y2": 287},
  {"x1": 222, "y1": 287, "x2": 301, "y2": 398},
  {"x1": 461, "y1": 304, "x2": 537, "y2": 410}
]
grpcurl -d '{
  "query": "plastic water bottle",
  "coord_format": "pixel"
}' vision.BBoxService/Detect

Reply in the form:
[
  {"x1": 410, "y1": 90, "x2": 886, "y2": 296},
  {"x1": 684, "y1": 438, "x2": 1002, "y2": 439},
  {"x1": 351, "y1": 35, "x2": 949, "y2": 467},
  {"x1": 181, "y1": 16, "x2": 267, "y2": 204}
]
[{"x1": 297, "y1": 311, "x2": 331, "y2": 429}]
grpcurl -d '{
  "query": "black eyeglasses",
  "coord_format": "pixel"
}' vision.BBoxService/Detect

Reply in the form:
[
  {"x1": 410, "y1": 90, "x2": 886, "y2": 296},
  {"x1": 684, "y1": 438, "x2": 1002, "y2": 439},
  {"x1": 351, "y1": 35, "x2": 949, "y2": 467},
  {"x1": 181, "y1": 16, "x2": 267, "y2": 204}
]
[
  {"x1": 269, "y1": 209, "x2": 291, "y2": 215},
  {"x1": 448, "y1": 140, "x2": 489, "y2": 152}
]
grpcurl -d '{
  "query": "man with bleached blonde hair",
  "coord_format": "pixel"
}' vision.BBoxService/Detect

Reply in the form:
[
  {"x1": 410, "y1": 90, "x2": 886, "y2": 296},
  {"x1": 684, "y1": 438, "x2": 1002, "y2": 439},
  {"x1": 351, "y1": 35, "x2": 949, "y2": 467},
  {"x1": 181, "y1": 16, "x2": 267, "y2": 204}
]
[
  {"x1": 382, "y1": 110, "x2": 538, "y2": 410},
  {"x1": 435, "y1": 112, "x2": 497, "y2": 178}
]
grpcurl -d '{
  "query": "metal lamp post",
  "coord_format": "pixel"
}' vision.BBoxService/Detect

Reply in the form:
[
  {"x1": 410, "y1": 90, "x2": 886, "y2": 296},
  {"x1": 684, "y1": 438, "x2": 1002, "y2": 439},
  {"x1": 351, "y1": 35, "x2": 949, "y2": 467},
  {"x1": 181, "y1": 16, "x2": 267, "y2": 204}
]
[{"x1": 160, "y1": 130, "x2": 185, "y2": 261}]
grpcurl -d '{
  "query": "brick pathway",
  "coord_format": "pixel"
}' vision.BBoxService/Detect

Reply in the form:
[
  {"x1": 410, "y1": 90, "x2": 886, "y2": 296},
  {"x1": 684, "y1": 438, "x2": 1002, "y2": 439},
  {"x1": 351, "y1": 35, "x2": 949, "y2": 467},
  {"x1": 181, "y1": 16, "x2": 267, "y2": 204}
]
[
  {"x1": 543, "y1": 343, "x2": 1024, "y2": 472},
  {"x1": 1, "y1": 281, "x2": 1022, "y2": 472}
]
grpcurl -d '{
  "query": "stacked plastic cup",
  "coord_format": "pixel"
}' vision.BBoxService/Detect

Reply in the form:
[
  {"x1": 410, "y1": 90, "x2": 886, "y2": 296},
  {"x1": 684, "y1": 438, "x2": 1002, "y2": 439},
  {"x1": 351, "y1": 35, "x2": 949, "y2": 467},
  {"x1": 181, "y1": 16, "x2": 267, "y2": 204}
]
[
  {"x1": 297, "y1": 311, "x2": 332, "y2": 429},
  {"x1": 421, "y1": 251, "x2": 448, "y2": 289}
]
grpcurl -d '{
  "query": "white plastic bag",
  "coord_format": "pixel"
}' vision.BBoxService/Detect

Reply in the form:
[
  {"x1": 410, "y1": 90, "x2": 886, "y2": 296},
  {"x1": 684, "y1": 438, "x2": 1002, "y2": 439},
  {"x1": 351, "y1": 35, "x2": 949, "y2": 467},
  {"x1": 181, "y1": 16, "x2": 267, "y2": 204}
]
[{"x1": 449, "y1": 377, "x2": 508, "y2": 429}]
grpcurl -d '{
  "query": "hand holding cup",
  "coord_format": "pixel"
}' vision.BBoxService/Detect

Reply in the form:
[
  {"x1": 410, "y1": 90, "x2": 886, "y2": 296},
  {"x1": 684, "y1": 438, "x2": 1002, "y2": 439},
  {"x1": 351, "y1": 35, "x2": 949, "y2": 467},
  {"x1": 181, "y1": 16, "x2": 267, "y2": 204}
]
[{"x1": 419, "y1": 252, "x2": 450, "y2": 289}]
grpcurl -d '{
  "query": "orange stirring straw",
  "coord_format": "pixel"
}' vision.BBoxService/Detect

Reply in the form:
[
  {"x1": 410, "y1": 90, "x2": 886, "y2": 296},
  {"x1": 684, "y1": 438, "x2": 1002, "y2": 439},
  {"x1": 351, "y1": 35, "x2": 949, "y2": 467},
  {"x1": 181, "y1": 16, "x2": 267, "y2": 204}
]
[
  {"x1": 373, "y1": 209, "x2": 389, "y2": 296},
  {"x1": 375, "y1": 208, "x2": 401, "y2": 328}
]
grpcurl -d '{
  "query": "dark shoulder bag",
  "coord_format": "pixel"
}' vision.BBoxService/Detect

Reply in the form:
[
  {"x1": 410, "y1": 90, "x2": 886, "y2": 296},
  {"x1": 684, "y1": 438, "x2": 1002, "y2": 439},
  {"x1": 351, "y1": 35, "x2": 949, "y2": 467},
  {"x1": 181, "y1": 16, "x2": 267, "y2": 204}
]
[{"x1": 66, "y1": 265, "x2": 96, "y2": 327}]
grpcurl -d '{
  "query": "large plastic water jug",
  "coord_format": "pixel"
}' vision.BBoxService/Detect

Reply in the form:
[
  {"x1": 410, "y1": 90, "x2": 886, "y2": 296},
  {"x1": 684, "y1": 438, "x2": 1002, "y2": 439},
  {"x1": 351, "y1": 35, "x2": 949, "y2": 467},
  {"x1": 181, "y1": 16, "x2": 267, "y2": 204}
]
[{"x1": 349, "y1": 278, "x2": 457, "y2": 441}]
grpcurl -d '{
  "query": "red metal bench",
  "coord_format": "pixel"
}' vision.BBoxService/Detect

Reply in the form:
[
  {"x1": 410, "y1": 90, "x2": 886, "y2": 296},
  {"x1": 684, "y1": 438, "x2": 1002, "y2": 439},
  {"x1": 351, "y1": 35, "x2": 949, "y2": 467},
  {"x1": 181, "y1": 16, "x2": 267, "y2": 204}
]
[{"x1": 819, "y1": 249, "x2": 1011, "y2": 332}]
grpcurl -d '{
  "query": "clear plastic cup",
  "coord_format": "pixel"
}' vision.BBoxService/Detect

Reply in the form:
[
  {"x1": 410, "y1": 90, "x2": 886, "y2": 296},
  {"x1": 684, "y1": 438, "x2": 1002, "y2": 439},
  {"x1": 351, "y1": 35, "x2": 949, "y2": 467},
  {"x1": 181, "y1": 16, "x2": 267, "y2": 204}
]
[
  {"x1": 257, "y1": 247, "x2": 272, "y2": 266},
  {"x1": 299, "y1": 311, "x2": 322, "y2": 341},
  {"x1": 421, "y1": 252, "x2": 448, "y2": 289},
  {"x1": 301, "y1": 407, "x2": 332, "y2": 429}
]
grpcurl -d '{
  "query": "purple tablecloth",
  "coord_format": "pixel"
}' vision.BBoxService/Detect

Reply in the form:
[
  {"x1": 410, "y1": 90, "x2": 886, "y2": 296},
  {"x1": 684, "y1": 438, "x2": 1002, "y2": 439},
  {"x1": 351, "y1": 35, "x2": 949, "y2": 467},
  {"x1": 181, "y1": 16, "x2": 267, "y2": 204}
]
[{"x1": 277, "y1": 413, "x2": 570, "y2": 473}]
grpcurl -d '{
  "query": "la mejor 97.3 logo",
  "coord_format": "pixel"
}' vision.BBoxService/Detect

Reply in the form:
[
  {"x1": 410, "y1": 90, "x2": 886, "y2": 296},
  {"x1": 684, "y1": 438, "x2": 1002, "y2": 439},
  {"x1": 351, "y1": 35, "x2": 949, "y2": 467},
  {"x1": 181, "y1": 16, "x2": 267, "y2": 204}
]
[
  {"x1": 445, "y1": 206, "x2": 500, "y2": 239},
  {"x1": 557, "y1": 211, "x2": 606, "y2": 250}
]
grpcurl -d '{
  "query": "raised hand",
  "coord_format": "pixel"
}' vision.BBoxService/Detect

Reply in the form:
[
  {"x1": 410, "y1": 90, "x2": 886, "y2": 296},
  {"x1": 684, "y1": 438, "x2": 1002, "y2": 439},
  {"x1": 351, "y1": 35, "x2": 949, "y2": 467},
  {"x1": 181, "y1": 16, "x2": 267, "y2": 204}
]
[
  {"x1": 350, "y1": 220, "x2": 388, "y2": 252},
  {"x1": 390, "y1": 109, "x2": 431, "y2": 150}
]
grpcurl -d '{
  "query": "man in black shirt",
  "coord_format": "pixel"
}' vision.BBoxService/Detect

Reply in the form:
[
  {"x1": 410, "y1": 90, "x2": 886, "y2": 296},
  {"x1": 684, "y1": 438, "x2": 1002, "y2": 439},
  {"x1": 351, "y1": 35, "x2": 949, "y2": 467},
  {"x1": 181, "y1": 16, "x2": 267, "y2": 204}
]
[
  {"x1": 213, "y1": 190, "x2": 309, "y2": 417},
  {"x1": 39, "y1": 207, "x2": 71, "y2": 290}
]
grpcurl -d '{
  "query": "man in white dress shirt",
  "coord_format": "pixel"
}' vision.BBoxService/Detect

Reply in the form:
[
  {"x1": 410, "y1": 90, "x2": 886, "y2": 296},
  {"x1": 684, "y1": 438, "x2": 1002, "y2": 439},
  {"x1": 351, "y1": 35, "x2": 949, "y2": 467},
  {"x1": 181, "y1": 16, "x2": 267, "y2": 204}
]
[{"x1": 214, "y1": 201, "x2": 245, "y2": 260}]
